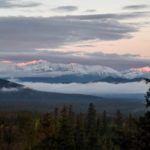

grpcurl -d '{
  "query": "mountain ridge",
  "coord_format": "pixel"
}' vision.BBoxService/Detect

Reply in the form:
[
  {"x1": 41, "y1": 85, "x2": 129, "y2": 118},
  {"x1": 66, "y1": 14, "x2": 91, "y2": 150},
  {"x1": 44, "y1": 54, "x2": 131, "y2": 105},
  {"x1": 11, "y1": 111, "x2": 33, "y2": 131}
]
[
  {"x1": 0, "y1": 78, "x2": 23, "y2": 89},
  {"x1": 0, "y1": 60, "x2": 149, "y2": 83}
]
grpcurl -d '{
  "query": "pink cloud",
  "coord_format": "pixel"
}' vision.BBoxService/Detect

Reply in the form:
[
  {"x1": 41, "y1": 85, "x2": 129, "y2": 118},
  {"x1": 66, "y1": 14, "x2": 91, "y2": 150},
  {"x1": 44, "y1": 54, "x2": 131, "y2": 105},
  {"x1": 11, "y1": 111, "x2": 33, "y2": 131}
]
[
  {"x1": 130, "y1": 67, "x2": 150, "y2": 73},
  {"x1": 17, "y1": 60, "x2": 43, "y2": 67},
  {"x1": 0, "y1": 60, "x2": 12, "y2": 64}
]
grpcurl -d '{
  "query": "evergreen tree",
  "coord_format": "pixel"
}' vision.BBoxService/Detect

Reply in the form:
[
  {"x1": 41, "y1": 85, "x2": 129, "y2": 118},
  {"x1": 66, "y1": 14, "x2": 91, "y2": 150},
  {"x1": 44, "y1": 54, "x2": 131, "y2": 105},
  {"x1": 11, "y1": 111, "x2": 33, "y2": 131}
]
[
  {"x1": 86, "y1": 103, "x2": 98, "y2": 150},
  {"x1": 36, "y1": 113, "x2": 57, "y2": 150},
  {"x1": 115, "y1": 110, "x2": 123, "y2": 128},
  {"x1": 58, "y1": 105, "x2": 75, "y2": 150},
  {"x1": 101, "y1": 110, "x2": 108, "y2": 135},
  {"x1": 75, "y1": 113, "x2": 86, "y2": 150},
  {"x1": 145, "y1": 88, "x2": 150, "y2": 107},
  {"x1": 3, "y1": 126, "x2": 15, "y2": 150},
  {"x1": 0, "y1": 104, "x2": 150, "y2": 150},
  {"x1": 136, "y1": 111, "x2": 150, "y2": 150},
  {"x1": 144, "y1": 78, "x2": 150, "y2": 107}
]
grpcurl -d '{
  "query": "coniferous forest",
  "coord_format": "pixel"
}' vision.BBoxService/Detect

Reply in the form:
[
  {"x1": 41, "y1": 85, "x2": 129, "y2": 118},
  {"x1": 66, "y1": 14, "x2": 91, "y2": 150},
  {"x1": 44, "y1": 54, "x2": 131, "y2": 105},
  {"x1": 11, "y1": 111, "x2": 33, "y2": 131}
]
[
  {"x1": 0, "y1": 103, "x2": 150, "y2": 150},
  {"x1": 0, "y1": 0, "x2": 150, "y2": 149}
]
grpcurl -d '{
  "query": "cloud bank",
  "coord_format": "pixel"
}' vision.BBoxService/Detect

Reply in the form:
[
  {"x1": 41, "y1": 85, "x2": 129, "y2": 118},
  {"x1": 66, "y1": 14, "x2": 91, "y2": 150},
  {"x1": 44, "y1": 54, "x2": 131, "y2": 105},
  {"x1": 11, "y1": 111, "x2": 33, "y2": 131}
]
[
  {"x1": 52, "y1": 6, "x2": 78, "y2": 12},
  {"x1": 84, "y1": 9, "x2": 96, "y2": 13},
  {"x1": 0, "y1": 0, "x2": 41, "y2": 8},
  {"x1": 23, "y1": 81, "x2": 148, "y2": 95},
  {"x1": 0, "y1": 51, "x2": 150, "y2": 70},
  {"x1": 123, "y1": 5, "x2": 149, "y2": 10},
  {"x1": 0, "y1": 87, "x2": 20, "y2": 92},
  {"x1": 0, "y1": 15, "x2": 138, "y2": 51}
]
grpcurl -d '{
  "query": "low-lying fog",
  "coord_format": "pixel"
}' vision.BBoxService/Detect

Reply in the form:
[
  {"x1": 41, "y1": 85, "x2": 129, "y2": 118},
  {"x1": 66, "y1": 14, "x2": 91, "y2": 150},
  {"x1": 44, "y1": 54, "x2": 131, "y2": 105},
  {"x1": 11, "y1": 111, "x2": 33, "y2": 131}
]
[{"x1": 22, "y1": 81, "x2": 148, "y2": 96}]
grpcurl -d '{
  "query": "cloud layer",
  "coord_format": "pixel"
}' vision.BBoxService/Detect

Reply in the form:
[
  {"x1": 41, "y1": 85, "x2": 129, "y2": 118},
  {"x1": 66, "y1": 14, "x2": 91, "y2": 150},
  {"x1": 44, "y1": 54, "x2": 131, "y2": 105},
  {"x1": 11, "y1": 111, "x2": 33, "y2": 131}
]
[
  {"x1": 0, "y1": 87, "x2": 20, "y2": 92},
  {"x1": 0, "y1": 14, "x2": 139, "y2": 51},
  {"x1": 123, "y1": 4, "x2": 149, "y2": 10},
  {"x1": 0, "y1": 0, "x2": 41, "y2": 8},
  {"x1": 23, "y1": 81, "x2": 148, "y2": 95},
  {"x1": 52, "y1": 6, "x2": 78, "y2": 12},
  {"x1": 0, "y1": 51, "x2": 150, "y2": 70},
  {"x1": 0, "y1": 0, "x2": 149, "y2": 70}
]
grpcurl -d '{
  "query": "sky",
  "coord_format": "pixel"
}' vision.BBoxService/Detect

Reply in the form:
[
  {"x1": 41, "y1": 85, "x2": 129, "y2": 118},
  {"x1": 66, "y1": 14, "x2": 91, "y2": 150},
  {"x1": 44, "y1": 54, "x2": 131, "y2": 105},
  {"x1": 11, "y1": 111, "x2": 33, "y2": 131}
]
[{"x1": 0, "y1": 0, "x2": 150, "y2": 70}]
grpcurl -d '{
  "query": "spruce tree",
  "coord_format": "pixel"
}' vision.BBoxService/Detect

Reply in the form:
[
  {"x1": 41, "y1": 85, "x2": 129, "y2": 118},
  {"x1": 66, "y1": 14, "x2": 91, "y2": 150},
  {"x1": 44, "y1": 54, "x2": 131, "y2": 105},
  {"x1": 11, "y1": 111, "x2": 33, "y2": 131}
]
[
  {"x1": 75, "y1": 113, "x2": 86, "y2": 150},
  {"x1": 145, "y1": 88, "x2": 150, "y2": 107},
  {"x1": 101, "y1": 110, "x2": 108, "y2": 135},
  {"x1": 144, "y1": 78, "x2": 150, "y2": 107},
  {"x1": 136, "y1": 111, "x2": 150, "y2": 149},
  {"x1": 58, "y1": 105, "x2": 75, "y2": 150},
  {"x1": 86, "y1": 103, "x2": 98, "y2": 150},
  {"x1": 3, "y1": 126, "x2": 15, "y2": 150},
  {"x1": 115, "y1": 110, "x2": 123, "y2": 128}
]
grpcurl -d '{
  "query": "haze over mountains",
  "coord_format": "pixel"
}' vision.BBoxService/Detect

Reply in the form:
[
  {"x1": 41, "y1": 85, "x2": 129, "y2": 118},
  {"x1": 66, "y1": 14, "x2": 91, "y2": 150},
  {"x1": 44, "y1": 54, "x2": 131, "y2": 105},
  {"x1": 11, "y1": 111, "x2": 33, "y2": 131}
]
[
  {"x1": 0, "y1": 60, "x2": 150, "y2": 83},
  {"x1": 0, "y1": 59, "x2": 148, "y2": 114},
  {"x1": 0, "y1": 78, "x2": 146, "y2": 114}
]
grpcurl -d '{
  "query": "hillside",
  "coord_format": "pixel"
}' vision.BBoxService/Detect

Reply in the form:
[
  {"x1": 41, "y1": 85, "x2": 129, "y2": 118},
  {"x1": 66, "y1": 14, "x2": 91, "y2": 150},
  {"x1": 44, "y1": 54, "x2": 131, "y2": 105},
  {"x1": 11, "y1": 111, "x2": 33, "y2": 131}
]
[
  {"x1": 0, "y1": 79, "x2": 146, "y2": 114},
  {"x1": 0, "y1": 78, "x2": 23, "y2": 89}
]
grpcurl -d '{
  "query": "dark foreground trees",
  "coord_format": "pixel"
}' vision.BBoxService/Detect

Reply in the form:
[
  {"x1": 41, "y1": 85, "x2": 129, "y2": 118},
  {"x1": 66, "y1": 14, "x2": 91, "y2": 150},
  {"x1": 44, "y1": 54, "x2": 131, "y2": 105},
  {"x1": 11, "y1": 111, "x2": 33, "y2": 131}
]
[
  {"x1": 0, "y1": 104, "x2": 150, "y2": 150},
  {"x1": 144, "y1": 78, "x2": 150, "y2": 107}
]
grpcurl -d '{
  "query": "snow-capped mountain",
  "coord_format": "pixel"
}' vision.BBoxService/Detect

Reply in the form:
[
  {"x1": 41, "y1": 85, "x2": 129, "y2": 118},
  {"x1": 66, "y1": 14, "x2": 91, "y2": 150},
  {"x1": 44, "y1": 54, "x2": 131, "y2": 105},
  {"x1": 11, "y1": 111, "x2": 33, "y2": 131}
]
[
  {"x1": 18, "y1": 60, "x2": 122, "y2": 77},
  {"x1": 0, "y1": 60, "x2": 122, "y2": 78},
  {"x1": 0, "y1": 61, "x2": 19, "y2": 72},
  {"x1": 0, "y1": 60, "x2": 149, "y2": 83},
  {"x1": 123, "y1": 67, "x2": 150, "y2": 79}
]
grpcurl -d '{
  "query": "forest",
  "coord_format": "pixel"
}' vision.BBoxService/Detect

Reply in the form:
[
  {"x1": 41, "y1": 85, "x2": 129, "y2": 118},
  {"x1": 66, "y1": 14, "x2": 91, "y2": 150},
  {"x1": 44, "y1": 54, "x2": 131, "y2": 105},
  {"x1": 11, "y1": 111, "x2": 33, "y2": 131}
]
[{"x1": 0, "y1": 103, "x2": 150, "y2": 150}]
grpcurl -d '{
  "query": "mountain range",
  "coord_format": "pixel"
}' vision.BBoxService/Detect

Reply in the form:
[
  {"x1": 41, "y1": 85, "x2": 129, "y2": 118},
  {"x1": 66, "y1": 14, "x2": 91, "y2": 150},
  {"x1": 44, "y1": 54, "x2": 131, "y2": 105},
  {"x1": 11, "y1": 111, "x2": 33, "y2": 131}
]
[{"x1": 0, "y1": 60, "x2": 149, "y2": 83}]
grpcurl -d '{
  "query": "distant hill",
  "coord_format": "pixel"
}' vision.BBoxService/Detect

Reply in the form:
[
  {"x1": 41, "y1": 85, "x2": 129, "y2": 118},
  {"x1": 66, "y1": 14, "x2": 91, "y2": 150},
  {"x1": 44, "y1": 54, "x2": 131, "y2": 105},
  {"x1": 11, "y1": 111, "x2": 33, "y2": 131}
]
[
  {"x1": 0, "y1": 86, "x2": 102, "y2": 112},
  {"x1": 17, "y1": 76, "x2": 142, "y2": 84},
  {"x1": 0, "y1": 78, "x2": 23, "y2": 89},
  {"x1": 0, "y1": 79, "x2": 146, "y2": 114}
]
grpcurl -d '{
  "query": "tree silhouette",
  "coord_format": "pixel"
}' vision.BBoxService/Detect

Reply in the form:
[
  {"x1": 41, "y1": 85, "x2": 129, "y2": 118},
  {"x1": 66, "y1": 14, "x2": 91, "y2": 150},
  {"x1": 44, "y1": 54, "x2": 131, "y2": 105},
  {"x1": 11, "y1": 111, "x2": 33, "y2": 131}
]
[
  {"x1": 1, "y1": 105, "x2": 150, "y2": 149},
  {"x1": 144, "y1": 78, "x2": 150, "y2": 107},
  {"x1": 86, "y1": 103, "x2": 98, "y2": 150}
]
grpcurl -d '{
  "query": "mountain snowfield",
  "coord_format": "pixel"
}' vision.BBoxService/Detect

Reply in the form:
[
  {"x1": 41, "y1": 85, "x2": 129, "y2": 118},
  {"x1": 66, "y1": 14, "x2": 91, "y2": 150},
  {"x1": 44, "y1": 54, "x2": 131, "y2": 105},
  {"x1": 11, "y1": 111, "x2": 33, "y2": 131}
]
[
  {"x1": 0, "y1": 60, "x2": 149, "y2": 81},
  {"x1": 124, "y1": 67, "x2": 150, "y2": 79}
]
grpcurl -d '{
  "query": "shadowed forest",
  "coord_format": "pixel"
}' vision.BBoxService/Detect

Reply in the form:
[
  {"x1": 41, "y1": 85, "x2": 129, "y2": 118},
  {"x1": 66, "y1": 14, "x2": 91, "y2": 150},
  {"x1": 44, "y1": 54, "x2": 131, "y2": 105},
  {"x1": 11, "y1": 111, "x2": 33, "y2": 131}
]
[
  {"x1": 0, "y1": 0, "x2": 150, "y2": 149},
  {"x1": 0, "y1": 103, "x2": 150, "y2": 150}
]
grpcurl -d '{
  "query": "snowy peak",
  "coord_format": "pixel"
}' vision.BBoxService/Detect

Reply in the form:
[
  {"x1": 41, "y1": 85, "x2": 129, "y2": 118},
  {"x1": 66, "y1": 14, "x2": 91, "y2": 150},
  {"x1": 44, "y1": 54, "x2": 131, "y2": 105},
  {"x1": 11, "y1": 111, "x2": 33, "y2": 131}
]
[
  {"x1": 15, "y1": 60, "x2": 122, "y2": 78},
  {"x1": 0, "y1": 60, "x2": 149, "y2": 80},
  {"x1": 0, "y1": 61, "x2": 19, "y2": 72},
  {"x1": 123, "y1": 67, "x2": 150, "y2": 79},
  {"x1": 130, "y1": 67, "x2": 150, "y2": 73}
]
